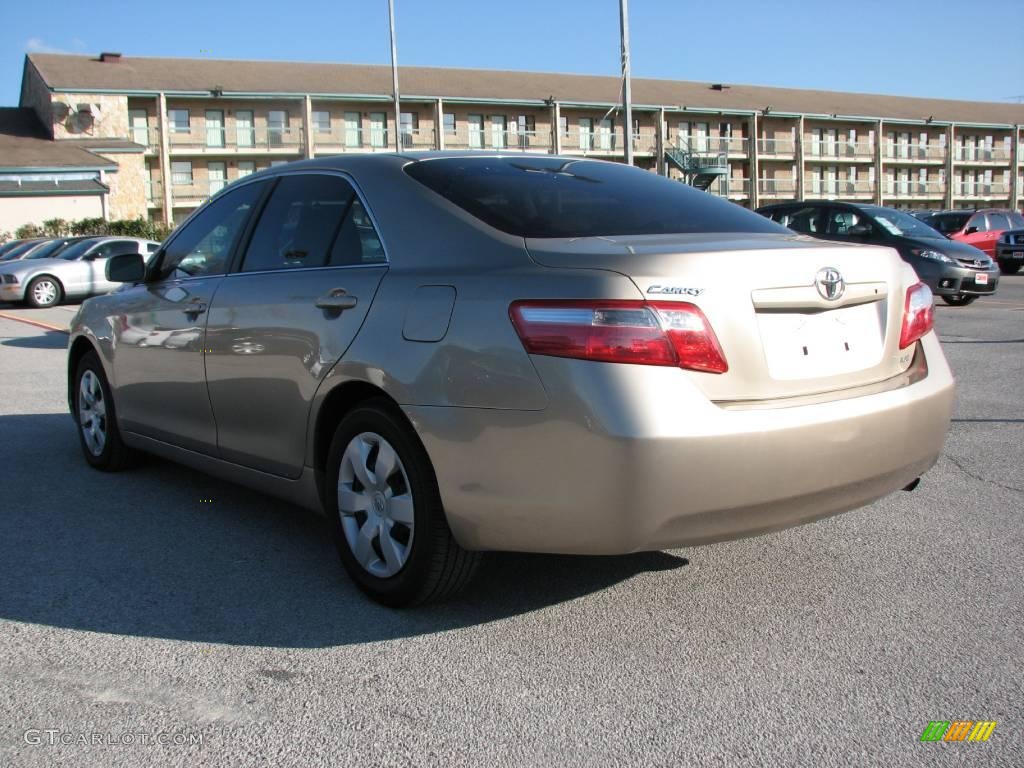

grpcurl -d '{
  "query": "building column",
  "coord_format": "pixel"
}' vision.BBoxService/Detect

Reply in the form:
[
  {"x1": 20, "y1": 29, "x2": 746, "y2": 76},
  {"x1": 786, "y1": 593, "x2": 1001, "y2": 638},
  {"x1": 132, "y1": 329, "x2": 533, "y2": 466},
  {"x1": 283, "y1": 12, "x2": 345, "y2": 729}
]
[
  {"x1": 302, "y1": 95, "x2": 314, "y2": 159},
  {"x1": 945, "y1": 124, "x2": 956, "y2": 209},
  {"x1": 157, "y1": 92, "x2": 173, "y2": 226},
  {"x1": 1011, "y1": 124, "x2": 1020, "y2": 211},
  {"x1": 875, "y1": 119, "x2": 884, "y2": 205},
  {"x1": 436, "y1": 98, "x2": 445, "y2": 150},
  {"x1": 656, "y1": 107, "x2": 666, "y2": 175},
  {"x1": 552, "y1": 102, "x2": 562, "y2": 155},
  {"x1": 749, "y1": 113, "x2": 759, "y2": 208},
  {"x1": 796, "y1": 115, "x2": 805, "y2": 201}
]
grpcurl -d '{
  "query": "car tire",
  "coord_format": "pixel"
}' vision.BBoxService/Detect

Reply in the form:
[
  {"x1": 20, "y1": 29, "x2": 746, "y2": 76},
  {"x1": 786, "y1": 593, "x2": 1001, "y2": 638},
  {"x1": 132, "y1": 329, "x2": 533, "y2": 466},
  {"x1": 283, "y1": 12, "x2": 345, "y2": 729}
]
[
  {"x1": 325, "y1": 399, "x2": 480, "y2": 607},
  {"x1": 998, "y1": 260, "x2": 1021, "y2": 275},
  {"x1": 25, "y1": 275, "x2": 63, "y2": 308},
  {"x1": 941, "y1": 294, "x2": 977, "y2": 307},
  {"x1": 73, "y1": 350, "x2": 138, "y2": 471}
]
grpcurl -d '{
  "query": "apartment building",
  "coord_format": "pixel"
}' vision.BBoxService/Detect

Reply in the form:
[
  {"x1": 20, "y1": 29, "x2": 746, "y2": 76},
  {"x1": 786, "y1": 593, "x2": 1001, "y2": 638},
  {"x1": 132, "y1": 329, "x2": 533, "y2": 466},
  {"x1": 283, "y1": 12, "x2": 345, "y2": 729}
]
[{"x1": 8, "y1": 52, "x2": 1024, "y2": 227}]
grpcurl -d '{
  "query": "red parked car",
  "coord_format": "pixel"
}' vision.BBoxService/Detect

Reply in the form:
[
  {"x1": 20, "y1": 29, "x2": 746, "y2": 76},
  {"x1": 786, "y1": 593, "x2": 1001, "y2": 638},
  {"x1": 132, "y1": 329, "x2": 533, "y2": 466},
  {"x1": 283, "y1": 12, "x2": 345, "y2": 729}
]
[{"x1": 920, "y1": 209, "x2": 1024, "y2": 270}]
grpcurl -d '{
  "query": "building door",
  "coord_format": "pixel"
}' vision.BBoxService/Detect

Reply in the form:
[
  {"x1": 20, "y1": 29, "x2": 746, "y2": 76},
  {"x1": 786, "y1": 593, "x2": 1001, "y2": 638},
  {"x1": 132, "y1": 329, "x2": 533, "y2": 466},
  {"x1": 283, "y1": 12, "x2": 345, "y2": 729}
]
[
  {"x1": 369, "y1": 112, "x2": 387, "y2": 148},
  {"x1": 598, "y1": 119, "x2": 613, "y2": 150},
  {"x1": 236, "y1": 161, "x2": 255, "y2": 179},
  {"x1": 205, "y1": 110, "x2": 225, "y2": 148},
  {"x1": 898, "y1": 168, "x2": 910, "y2": 196},
  {"x1": 129, "y1": 109, "x2": 149, "y2": 146},
  {"x1": 579, "y1": 118, "x2": 594, "y2": 152},
  {"x1": 468, "y1": 114, "x2": 484, "y2": 149},
  {"x1": 235, "y1": 110, "x2": 254, "y2": 147},
  {"x1": 490, "y1": 115, "x2": 506, "y2": 149},
  {"x1": 268, "y1": 110, "x2": 288, "y2": 147},
  {"x1": 344, "y1": 112, "x2": 361, "y2": 148},
  {"x1": 677, "y1": 121, "x2": 690, "y2": 148},
  {"x1": 208, "y1": 162, "x2": 226, "y2": 196},
  {"x1": 898, "y1": 132, "x2": 911, "y2": 159},
  {"x1": 825, "y1": 166, "x2": 837, "y2": 195},
  {"x1": 693, "y1": 122, "x2": 709, "y2": 152},
  {"x1": 719, "y1": 121, "x2": 732, "y2": 153}
]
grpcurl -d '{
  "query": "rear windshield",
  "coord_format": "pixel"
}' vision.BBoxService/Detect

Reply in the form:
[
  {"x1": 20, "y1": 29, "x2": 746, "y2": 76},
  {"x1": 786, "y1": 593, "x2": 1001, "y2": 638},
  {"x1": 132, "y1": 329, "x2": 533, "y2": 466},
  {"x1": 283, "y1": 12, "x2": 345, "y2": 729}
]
[{"x1": 404, "y1": 157, "x2": 787, "y2": 239}]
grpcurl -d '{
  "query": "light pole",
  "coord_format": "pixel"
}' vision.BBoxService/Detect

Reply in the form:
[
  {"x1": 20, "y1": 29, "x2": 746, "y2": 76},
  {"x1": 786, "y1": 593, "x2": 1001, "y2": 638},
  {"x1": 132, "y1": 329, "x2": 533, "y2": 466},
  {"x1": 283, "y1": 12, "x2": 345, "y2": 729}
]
[
  {"x1": 388, "y1": 0, "x2": 401, "y2": 151},
  {"x1": 620, "y1": 0, "x2": 633, "y2": 165}
]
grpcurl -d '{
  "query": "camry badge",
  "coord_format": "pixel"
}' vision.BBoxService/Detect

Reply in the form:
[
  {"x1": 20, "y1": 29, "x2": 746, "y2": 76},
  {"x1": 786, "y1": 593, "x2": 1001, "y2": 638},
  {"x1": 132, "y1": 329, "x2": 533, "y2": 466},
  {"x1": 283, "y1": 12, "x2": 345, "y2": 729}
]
[
  {"x1": 815, "y1": 267, "x2": 845, "y2": 301},
  {"x1": 647, "y1": 285, "x2": 704, "y2": 297}
]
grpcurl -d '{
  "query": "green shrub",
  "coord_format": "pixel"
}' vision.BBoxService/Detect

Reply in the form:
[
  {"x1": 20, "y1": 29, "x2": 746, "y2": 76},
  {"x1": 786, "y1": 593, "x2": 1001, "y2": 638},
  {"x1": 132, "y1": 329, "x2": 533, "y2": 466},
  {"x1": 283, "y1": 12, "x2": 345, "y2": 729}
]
[
  {"x1": 22, "y1": 217, "x2": 175, "y2": 243},
  {"x1": 15, "y1": 223, "x2": 44, "y2": 239}
]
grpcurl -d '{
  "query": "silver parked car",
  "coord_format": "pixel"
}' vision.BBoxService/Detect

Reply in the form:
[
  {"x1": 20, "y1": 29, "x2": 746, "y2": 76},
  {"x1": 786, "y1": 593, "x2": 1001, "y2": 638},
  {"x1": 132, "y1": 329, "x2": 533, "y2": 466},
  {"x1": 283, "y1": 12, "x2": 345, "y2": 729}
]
[
  {"x1": 0, "y1": 236, "x2": 160, "y2": 307},
  {"x1": 68, "y1": 154, "x2": 955, "y2": 606}
]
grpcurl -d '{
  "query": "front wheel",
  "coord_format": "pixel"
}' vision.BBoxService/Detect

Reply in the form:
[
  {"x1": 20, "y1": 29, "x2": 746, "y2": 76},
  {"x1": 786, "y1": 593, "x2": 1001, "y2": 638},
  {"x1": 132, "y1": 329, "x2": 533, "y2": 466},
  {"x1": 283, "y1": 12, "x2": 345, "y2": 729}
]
[
  {"x1": 74, "y1": 350, "x2": 138, "y2": 470},
  {"x1": 25, "y1": 275, "x2": 63, "y2": 308},
  {"x1": 998, "y1": 260, "x2": 1021, "y2": 275},
  {"x1": 325, "y1": 400, "x2": 480, "y2": 606},
  {"x1": 941, "y1": 294, "x2": 977, "y2": 307}
]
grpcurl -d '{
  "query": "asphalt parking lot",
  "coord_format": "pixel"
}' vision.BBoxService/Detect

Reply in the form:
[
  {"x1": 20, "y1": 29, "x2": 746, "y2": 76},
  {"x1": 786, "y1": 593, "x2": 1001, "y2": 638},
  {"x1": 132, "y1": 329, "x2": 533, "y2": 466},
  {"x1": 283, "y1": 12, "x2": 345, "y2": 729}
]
[{"x1": 0, "y1": 281, "x2": 1021, "y2": 767}]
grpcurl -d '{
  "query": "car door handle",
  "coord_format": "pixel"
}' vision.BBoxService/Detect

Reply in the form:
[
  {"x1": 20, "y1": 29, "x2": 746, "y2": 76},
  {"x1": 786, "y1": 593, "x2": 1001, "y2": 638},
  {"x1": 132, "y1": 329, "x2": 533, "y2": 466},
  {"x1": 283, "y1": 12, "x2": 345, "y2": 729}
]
[
  {"x1": 183, "y1": 300, "x2": 207, "y2": 316},
  {"x1": 315, "y1": 290, "x2": 358, "y2": 311}
]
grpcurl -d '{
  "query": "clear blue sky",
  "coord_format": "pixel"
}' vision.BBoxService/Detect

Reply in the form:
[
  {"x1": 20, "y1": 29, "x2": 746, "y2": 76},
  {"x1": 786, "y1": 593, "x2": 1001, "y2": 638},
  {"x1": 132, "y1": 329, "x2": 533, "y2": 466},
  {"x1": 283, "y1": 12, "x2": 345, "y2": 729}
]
[{"x1": 3, "y1": 0, "x2": 1022, "y2": 106}]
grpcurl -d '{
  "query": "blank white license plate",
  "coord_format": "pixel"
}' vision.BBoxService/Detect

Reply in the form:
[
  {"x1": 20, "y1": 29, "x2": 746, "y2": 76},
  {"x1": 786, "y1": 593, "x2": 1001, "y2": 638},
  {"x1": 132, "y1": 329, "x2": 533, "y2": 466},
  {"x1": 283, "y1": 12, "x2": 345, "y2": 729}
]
[
  {"x1": 758, "y1": 302, "x2": 884, "y2": 380},
  {"x1": 976, "y1": 273, "x2": 989, "y2": 285}
]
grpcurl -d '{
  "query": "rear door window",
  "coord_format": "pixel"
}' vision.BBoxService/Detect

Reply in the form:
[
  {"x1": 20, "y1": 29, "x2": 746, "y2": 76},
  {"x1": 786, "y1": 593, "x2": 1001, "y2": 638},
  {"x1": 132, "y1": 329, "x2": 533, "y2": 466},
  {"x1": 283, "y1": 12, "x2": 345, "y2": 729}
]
[
  {"x1": 777, "y1": 206, "x2": 827, "y2": 234},
  {"x1": 329, "y1": 198, "x2": 387, "y2": 266},
  {"x1": 826, "y1": 209, "x2": 873, "y2": 236},
  {"x1": 241, "y1": 174, "x2": 356, "y2": 272}
]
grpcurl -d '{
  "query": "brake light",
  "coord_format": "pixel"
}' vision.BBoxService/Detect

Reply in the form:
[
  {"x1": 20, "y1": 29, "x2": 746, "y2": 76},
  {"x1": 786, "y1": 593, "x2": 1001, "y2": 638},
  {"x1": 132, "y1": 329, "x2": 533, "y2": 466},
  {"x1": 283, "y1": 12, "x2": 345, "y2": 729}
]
[
  {"x1": 899, "y1": 282, "x2": 935, "y2": 349},
  {"x1": 509, "y1": 299, "x2": 728, "y2": 373}
]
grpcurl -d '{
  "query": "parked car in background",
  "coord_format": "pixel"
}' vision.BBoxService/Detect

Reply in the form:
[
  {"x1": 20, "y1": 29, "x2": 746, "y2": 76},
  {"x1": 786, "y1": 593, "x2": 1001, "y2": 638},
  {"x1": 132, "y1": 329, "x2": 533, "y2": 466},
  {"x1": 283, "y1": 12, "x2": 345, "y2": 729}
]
[
  {"x1": 15, "y1": 235, "x2": 93, "y2": 263},
  {"x1": 0, "y1": 236, "x2": 160, "y2": 308},
  {"x1": 0, "y1": 238, "x2": 47, "y2": 262},
  {"x1": 757, "y1": 201, "x2": 999, "y2": 306},
  {"x1": 68, "y1": 154, "x2": 954, "y2": 606},
  {"x1": 917, "y1": 209, "x2": 1024, "y2": 264},
  {"x1": 0, "y1": 239, "x2": 32, "y2": 259},
  {"x1": 995, "y1": 229, "x2": 1024, "y2": 274}
]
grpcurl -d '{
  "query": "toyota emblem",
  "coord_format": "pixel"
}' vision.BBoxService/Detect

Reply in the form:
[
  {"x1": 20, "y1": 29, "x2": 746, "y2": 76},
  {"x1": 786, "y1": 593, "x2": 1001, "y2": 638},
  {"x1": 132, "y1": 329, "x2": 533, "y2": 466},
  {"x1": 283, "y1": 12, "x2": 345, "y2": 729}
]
[{"x1": 815, "y1": 267, "x2": 845, "y2": 301}]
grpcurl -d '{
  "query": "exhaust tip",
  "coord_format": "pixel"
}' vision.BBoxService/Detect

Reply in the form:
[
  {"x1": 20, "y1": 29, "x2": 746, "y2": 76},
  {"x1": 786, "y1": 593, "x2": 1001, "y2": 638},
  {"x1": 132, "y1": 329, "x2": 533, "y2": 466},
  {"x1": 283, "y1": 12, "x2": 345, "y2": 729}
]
[{"x1": 902, "y1": 477, "x2": 921, "y2": 492}]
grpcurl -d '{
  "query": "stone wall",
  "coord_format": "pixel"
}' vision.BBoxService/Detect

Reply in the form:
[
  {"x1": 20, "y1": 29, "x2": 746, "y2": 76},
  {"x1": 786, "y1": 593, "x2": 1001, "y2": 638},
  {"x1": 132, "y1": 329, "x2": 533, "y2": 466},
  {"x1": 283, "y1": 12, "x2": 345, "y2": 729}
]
[{"x1": 98, "y1": 152, "x2": 148, "y2": 221}]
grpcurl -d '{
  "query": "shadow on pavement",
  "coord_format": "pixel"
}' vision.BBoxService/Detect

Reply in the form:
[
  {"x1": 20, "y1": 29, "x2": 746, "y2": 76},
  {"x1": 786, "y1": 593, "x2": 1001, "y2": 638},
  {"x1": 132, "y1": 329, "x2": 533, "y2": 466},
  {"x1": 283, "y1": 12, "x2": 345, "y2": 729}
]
[
  {"x1": 1, "y1": 331, "x2": 69, "y2": 350},
  {"x1": 0, "y1": 413, "x2": 687, "y2": 648}
]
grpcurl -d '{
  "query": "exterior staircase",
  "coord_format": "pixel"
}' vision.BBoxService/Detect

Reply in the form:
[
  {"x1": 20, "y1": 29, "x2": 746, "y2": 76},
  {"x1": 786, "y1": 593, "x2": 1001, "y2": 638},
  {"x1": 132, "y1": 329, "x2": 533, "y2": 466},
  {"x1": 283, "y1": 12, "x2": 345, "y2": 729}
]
[{"x1": 665, "y1": 140, "x2": 729, "y2": 191}]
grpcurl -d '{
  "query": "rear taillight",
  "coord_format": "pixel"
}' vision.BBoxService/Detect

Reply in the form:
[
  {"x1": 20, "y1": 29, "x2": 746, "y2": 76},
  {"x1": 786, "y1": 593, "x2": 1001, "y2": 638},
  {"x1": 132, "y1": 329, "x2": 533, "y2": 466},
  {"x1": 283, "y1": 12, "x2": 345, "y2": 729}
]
[
  {"x1": 509, "y1": 299, "x2": 728, "y2": 374},
  {"x1": 899, "y1": 282, "x2": 935, "y2": 349}
]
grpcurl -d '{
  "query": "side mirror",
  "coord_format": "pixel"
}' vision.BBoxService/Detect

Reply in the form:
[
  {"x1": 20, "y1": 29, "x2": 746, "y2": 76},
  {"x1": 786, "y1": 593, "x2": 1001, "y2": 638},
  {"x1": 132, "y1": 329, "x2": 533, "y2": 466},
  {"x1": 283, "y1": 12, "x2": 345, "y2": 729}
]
[
  {"x1": 106, "y1": 252, "x2": 145, "y2": 283},
  {"x1": 964, "y1": 226, "x2": 979, "y2": 235}
]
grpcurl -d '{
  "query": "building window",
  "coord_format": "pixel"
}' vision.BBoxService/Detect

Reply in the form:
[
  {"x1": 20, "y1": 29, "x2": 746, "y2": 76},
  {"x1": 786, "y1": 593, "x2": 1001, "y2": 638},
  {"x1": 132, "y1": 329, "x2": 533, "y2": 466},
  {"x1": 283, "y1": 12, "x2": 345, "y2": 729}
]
[
  {"x1": 443, "y1": 112, "x2": 456, "y2": 135},
  {"x1": 236, "y1": 161, "x2": 255, "y2": 179},
  {"x1": 559, "y1": 116, "x2": 568, "y2": 138},
  {"x1": 516, "y1": 115, "x2": 536, "y2": 148},
  {"x1": 268, "y1": 110, "x2": 288, "y2": 146},
  {"x1": 171, "y1": 161, "x2": 193, "y2": 186},
  {"x1": 312, "y1": 111, "x2": 331, "y2": 134},
  {"x1": 168, "y1": 109, "x2": 190, "y2": 133},
  {"x1": 400, "y1": 112, "x2": 419, "y2": 148},
  {"x1": 129, "y1": 109, "x2": 149, "y2": 145}
]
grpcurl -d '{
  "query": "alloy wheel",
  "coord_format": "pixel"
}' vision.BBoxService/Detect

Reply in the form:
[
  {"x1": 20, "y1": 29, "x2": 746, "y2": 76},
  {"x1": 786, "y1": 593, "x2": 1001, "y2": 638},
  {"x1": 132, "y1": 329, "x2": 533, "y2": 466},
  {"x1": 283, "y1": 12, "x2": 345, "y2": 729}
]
[
  {"x1": 337, "y1": 431, "x2": 415, "y2": 578},
  {"x1": 78, "y1": 370, "x2": 107, "y2": 456},
  {"x1": 32, "y1": 279, "x2": 58, "y2": 307}
]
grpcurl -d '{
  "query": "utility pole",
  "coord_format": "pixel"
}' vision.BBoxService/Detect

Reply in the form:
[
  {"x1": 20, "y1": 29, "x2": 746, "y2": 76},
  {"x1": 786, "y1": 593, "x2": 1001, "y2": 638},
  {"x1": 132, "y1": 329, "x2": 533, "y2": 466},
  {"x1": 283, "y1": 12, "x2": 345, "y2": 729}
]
[
  {"x1": 388, "y1": 0, "x2": 401, "y2": 151},
  {"x1": 620, "y1": 0, "x2": 634, "y2": 165}
]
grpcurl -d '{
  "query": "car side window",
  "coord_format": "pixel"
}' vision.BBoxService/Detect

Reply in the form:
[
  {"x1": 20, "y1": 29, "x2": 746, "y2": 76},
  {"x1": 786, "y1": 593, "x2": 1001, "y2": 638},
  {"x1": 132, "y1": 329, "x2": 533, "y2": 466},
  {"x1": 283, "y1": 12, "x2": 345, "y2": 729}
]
[
  {"x1": 780, "y1": 206, "x2": 826, "y2": 234},
  {"x1": 93, "y1": 240, "x2": 137, "y2": 259},
  {"x1": 985, "y1": 213, "x2": 1009, "y2": 231},
  {"x1": 826, "y1": 209, "x2": 871, "y2": 236},
  {"x1": 329, "y1": 198, "x2": 387, "y2": 266},
  {"x1": 157, "y1": 181, "x2": 266, "y2": 280},
  {"x1": 966, "y1": 214, "x2": 986, "y2": 232},
  {"x1": 242, "y1": 175, "x2": 355, "y2": 272}
]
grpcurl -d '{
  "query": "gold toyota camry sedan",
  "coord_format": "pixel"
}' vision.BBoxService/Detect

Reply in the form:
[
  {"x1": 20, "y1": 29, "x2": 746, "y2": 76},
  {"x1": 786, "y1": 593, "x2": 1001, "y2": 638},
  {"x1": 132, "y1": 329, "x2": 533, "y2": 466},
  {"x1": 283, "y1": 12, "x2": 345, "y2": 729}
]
[{"x1": 67, "y1": 153, "x2": 954, "y2": 606}]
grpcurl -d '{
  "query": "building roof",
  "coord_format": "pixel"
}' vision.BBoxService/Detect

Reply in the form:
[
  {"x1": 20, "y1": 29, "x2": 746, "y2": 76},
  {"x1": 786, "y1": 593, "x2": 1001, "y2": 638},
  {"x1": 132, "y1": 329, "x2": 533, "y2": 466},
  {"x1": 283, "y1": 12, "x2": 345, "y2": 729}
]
[
  {"x1": 0, "y1": 108, "x2": 119, "y2": 170},
  {"x1": 26, "y1": 52, "x2": 1024, "y2": 126},
  {"x1": 0, "y1": 178, "x2": 108, "y2": 195}
]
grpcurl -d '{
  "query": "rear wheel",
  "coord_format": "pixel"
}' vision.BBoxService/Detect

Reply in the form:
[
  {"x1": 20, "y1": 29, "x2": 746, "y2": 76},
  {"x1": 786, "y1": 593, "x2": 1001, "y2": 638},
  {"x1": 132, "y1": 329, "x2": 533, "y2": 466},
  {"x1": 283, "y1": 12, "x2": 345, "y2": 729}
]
[
  {"x1": 998, "y1": 260, "x2": 1021, "y2": 275},
  {"x1": 325, "y1": 400, "x2": 480, "y2": 606},
  {"x1": 74, "y1": 351, "x2": 138, "y2": 470},
  {"x1": 25, "y1": 275, "x2": 63, "y2": 308},
  {"x1": 941, "y1": 294, "x2": 977, "y2": 307}
]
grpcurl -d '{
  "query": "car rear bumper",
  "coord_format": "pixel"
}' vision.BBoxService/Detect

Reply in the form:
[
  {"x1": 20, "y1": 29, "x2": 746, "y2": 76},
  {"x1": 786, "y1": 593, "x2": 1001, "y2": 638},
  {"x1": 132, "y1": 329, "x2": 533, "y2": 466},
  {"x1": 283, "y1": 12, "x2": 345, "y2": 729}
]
[
  {"x1": 996, "y1": 245, "x2": 1024, "y2": 263},
  {"x1": 406, "y1": 332, "x2": 954, "y2": 555}
]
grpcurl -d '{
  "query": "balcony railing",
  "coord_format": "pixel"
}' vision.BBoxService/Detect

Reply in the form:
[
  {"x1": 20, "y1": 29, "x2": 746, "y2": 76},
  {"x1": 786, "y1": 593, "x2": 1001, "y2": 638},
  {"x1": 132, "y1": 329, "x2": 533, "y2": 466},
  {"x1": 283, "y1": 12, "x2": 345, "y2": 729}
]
[
  {"x1": 805, "y1": 180, "x2": 876, "y2": 197},
  {"x1": 563, "y1": 129, "x2": 658, "y2": 155},
  {"x1": 676, "y1": 136, "x2": 748, "y2": 156},
  {"x1": 884, "y1": 181, "x2": 947, "y2": 198},
  {"x1": 757, "y1": 138, "x2": 796, "y2": 157},
  {"x1": 167, "y1": 126, "x2": 304, "y2": 153},
  {"x1": 805, "y1": 140, "x2": 875, "y2": 159},
  {"x1": 955, "y1": 181, "x2": 1012, "y2": 198},
  {"x1": 169, "y1": 180, "x2": 229, "y2": 205},
  {"x1": 882, "y1": 142, "x2": 946, "y2": 162},
  {"x1": 314, "y1": 127, "x2": 392, "y2": 152},
  {"x1": 444, "y1": 128, "x2": 552, "y2": 152},
  {"x1": 757, "y1": 178, "x2": 798, "y2": 196},
  {"x1": 130, "y1": 126, "x2": 160, "y2": 152},
  {"x1": 954, "y1": 146, "x2": 1012, "y2": 163},
  {"x1": 726, "y1": 178, "x2": 751, "y2": 195}
]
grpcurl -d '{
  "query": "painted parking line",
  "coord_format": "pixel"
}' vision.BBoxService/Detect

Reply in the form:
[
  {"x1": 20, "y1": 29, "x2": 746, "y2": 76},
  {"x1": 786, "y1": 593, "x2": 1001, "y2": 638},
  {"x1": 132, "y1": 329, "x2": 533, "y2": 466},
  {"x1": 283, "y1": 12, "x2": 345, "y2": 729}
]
[{"x1": 0, "y1": 311, "x2": 70, "y2": 334}]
